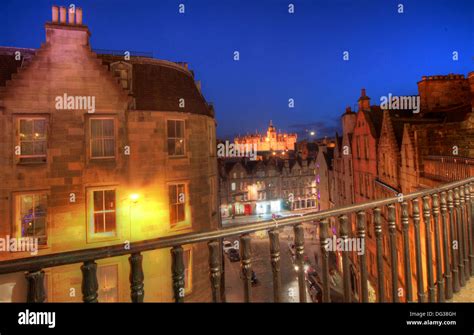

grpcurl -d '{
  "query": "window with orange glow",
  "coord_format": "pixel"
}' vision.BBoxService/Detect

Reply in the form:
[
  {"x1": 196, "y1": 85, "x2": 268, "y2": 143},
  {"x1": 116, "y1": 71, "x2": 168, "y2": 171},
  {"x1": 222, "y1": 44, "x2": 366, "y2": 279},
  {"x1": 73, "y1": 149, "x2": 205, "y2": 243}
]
[
  {"x1": 167, "y1": 120, "x2": 185, "y2": 156},
  {"x1": 93, "y1": 190, "x2": 116, "y2": 234},
  {"x1": 169, "y1": 184, "x2": 186, "y2": 227},
  {"x1": 18, "y1": 118, "x2": 47, "y2": 163},
  {"x1": 98, "y1": 264, "x2": 118, "y2": 302},
  {"x1": 16, "y1": 193, "x2": 48, "y2": 245},
  {"x1": 183, "y1": 248, "x2": 192, "y2": 293}
]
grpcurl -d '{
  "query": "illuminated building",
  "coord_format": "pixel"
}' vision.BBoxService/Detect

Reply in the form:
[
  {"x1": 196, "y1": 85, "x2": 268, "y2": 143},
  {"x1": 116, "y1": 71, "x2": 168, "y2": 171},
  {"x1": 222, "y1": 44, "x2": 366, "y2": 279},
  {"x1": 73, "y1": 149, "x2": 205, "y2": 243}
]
[
  {"x1": 234, "y1": 120, "x2": 297, "y2": 157},
  {"x1": 219, "y1": 158, "x2": 318, "y2": 219},
  {"x1": 0, "y1": 7, "x2": 217, "y2": 302}
]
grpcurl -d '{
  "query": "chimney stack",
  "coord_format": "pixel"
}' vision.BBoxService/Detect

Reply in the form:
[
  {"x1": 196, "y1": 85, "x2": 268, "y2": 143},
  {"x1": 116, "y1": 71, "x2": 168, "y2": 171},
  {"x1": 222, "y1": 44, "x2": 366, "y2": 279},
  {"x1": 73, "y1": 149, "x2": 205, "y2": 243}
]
[
  {"x1": 51, "y1": 5, "x2": 84, "y2": 25},
  {"x1": 59, "y1": 6, "x2": 67, "y2": 24},
  {"x1": 52, "y1": 6, "x2": 59, "y2": 23},
  {"x1": 46, "y1": 6, "x2": 89, "y2": 45},
  {"x1": 68, "y1": 6, "x2": 75, "y2": 24},
  {"x1": 76, "y1": 8, "x2": 83, "y2": 25}
]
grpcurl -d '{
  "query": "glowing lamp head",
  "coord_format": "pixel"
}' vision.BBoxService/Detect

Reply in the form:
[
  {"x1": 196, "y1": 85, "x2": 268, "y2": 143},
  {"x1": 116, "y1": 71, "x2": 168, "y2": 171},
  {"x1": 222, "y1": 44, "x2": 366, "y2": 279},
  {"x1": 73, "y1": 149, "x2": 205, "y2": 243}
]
[{"x1": 130, "y1": 193, "x2": 140, "y2": 203}]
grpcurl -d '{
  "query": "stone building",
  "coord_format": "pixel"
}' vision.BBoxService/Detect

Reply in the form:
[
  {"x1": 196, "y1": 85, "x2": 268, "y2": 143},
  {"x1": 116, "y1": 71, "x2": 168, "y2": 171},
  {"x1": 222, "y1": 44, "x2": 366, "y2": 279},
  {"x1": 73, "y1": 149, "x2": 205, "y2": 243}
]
[
  {"x1": 329, "y1": 74, "x2": 474, "y2": 301},
  {"x1": 332, "y1": 107, "x2": 356, "y2": 207},
  {"x1": 0, "y1": 6, "x2": 217, "y2": 302},
  {"x1": 219, "y1": 157, "x2": 318, "y2": 219},
  {"x1": 234, "y1": 121, "x2": 297, "y2": 157}
]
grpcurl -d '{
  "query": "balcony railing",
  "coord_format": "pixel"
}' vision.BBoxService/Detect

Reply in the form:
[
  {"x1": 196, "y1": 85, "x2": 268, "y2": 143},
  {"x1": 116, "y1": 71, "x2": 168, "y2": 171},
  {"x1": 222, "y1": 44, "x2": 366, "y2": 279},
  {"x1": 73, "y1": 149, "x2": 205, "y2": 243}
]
[
  {"x1": 423, "y1": 155, "x2": 474, "y2": 182},
  {"x1": 0, "y1": 177, "x2": 473, "y2": 303}
]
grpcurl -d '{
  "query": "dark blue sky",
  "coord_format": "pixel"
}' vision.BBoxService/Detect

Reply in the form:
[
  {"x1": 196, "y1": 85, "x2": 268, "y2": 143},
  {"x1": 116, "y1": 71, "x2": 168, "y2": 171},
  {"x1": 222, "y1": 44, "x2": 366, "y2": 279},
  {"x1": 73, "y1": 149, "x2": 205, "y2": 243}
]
[{"x1": 2, "y1": 0, "x2": 473, "y2": 139}]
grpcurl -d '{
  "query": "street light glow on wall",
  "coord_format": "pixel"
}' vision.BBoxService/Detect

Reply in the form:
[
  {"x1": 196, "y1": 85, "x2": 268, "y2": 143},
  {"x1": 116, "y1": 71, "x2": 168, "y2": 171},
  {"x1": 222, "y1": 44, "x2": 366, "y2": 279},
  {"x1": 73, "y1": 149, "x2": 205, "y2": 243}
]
[{"x1": 129, "y1": 193, "x2": 140, "y2": 204}]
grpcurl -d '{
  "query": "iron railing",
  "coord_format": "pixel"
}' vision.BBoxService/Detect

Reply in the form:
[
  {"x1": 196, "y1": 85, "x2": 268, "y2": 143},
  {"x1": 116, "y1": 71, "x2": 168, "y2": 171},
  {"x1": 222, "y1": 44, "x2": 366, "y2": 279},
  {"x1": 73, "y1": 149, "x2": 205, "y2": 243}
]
[
  {"x1": 423, "y1": 155, "x2": 474, "y2": 182},
  {"x1": 0, "y1": 177, "x2": 473, "y2": 303}
]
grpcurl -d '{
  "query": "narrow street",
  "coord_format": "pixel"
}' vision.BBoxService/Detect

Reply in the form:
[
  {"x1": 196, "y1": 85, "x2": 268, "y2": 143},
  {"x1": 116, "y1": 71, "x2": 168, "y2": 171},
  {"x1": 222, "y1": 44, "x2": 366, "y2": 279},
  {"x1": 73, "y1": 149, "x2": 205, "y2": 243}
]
[{"x1": 223, "y1": 224, "x2": 320, "y2": 302}]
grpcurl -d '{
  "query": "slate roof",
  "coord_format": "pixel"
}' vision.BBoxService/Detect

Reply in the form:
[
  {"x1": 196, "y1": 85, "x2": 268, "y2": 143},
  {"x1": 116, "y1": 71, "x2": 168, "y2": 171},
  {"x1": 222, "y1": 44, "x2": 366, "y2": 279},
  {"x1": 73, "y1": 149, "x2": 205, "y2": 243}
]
[
  {"x1": 98, "y1": 54, "x2": 214, "y2": 117},
  {"x1": 0, "y1": 48, "x2": 36, "y2": 87},
  {"x1": 363, "y1": 105, "x2": 384, "y2": 139},
  {"x1": 0, "y1": 47, "x2": 213, "y2": 118}
]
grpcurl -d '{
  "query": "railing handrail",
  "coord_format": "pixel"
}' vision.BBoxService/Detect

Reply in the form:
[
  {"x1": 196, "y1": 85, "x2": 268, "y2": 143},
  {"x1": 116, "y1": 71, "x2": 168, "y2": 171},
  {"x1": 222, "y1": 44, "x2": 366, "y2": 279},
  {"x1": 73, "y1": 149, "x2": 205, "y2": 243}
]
[
  {"x1": 424, "y1": 155, "x2": 474, "y2": 163},
  {"x1": 0, "y1": 176, "x2": 472, "y2": 275}
]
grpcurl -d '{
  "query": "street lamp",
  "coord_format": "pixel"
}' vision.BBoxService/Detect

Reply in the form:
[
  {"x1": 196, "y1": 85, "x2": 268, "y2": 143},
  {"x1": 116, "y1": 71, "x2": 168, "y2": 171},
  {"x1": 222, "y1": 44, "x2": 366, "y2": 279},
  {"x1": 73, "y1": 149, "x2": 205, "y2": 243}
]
[{"x1": 130, "y1": 193, "x2": 140, "y2": 204}]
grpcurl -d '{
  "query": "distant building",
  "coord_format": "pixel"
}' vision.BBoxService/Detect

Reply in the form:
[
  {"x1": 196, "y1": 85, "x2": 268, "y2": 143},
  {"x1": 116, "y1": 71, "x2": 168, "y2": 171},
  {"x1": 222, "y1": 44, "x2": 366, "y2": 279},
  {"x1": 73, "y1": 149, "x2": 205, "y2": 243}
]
[
  {"x1": 234, "y1": 121, "x2": 297, "y2": 158},
  {"x1": 219, "y1": 157, "x2": 318, "y2": 219}
]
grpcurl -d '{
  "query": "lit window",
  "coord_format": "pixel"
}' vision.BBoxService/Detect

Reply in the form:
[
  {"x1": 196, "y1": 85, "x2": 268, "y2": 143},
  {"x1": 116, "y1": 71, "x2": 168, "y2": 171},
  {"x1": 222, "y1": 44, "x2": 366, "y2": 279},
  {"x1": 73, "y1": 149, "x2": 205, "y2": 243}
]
[
  {"x1": 231, "y1": 182, "x2": 236, "y2": 191},
  {"x1": 18, "y1": 118, "x2": 47, "y2": 163},
  {"x1": 208, "y1": 123, "x2": 215, "y2": 156},
  {"x1": 167, "y1": 120, "x2": 185, "y2": 156},
  {"x1": 169, "y1": 184, "x2": 186, "y2": 227},
  {"x1": 183, "y1": 248, "x2": 192, "y2": 293},
  {"x1": 92, "y1": 189, "x2": 116, "y2": 234},
  {"x1": 98, "y1": 265, "x2": 118, "y2": 302},
  {"x1": 16, "y1": 193, "x2": 47, "y2": 245},
  {"x1": 90, "y1": 118, "x2": 115, "y2": 159}
]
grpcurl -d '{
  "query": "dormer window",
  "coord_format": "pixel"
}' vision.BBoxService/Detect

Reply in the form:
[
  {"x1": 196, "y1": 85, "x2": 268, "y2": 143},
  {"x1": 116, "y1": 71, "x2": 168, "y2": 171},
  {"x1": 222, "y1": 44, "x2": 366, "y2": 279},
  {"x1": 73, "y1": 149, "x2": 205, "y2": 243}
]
[{"x1": 110, "y1": 61, "x2": 133, "y2": 91}]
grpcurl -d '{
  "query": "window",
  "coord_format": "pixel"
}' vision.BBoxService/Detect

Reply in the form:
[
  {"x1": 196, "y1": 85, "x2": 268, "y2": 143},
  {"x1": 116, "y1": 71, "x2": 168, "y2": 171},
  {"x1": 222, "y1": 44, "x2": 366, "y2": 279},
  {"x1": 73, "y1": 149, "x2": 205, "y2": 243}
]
[
  {"x1": 167, "y1": 120, "x2": 185, "y2": 156},
  {"x1": 183, "y1": 247, "x2": 193, "y2": 293},
  {"x1": 90, "y1": 118, "x2": 115, "y2": 159},
  {"x1": 209, "y1": 176, "x2": 217, "y2": 213},
  {"x1": 364, "y1": 136, "x2": 369, "y2": 160},
  {"x1": 356, "y1": 136, "x2": 360, "y2": 159},
  {"x1": 18, "y1": 118, "x2": 47, "y2": 163},
  {"x1": 92, "y1": 189, "x2": 117, "y2": 235},
  {"x1": 231, "y1": 182, "x2": 236, "y2": 191},
  {"x1": 110, "y1": 61, "x2": 133, "y2": 91},
  {"x1": 98, "y1": 265, "x2": 118, "y2": 302},
  {"x1": 169, "y1": 184, "x2": 186, "y2": 227},
  {"x1": 16, "y1": 193, "x2": 47, "y2": 245},
  {"x1": 208, "y1": 123, "x2": 215, "y2": 156}
]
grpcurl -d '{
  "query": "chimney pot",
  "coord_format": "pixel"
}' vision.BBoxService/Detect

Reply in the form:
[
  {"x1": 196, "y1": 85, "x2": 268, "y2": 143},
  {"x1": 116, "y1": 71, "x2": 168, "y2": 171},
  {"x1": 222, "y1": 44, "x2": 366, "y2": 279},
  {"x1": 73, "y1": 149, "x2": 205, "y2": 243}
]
[
  {"x1": 59, "y1": 6, "x2": 67, "y2": 24},
  {"x1": 76, "y1": 8, "x2": 83, "y2": 25},
  {"x1": 68, "y1": 7, "x2": 75, "y2": 24},
  {"x1": 52, "y1": 6, "x2": 59, "y2": 23},
  {"x1": 361, "y1": 88, "x2": 366, "y2": 97}
]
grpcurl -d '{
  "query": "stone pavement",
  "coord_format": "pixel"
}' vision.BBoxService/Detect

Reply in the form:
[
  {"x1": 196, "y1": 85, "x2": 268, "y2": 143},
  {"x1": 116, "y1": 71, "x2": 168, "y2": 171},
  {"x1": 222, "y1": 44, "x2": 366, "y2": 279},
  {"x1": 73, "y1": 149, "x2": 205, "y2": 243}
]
[{"x1": 450, "y1": 278, "x2": 474, "y2": 302}]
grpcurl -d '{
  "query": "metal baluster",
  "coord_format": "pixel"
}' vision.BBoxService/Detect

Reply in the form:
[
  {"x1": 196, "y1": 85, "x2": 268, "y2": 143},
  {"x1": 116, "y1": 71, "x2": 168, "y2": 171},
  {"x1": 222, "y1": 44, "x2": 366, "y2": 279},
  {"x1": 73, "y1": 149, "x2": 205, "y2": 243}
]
[
  {"x1": 319, "y1": 219, "x2": 331, "y2": 302},
  {"x1": 401, "y1": 201, "x2": 413, "y2": 302},
  {"x1": 240, "y1": 234, "x2": 252, "y2": 302},
  {"x1": 432, "y1": 194, "x2": 444, "y2": 302},
  {"x1": 454, "y1": 188, "x2": 466, "y2": 287},
  {"x1": 412, "y1": 198, "x2": 425, "y2": 302},
  {"x1": 339, "y1": 215, "x2": 351, "y2": 302},
  {"x1": 423, "y1": 196, "x2": 435, "y2": 302},
  {"x1": 469, "y1": 182, "x2": 474, "y2": 277},
  {"x1": 129, "y1": 252, "x2": 144, "y2": 303},
  {"x1": 460, "y1": 187, "x2": 470, "y2": 280},
  {"x1": 356, "y1": 211, "x2": 368, "y2": 302},
  {"x1": 448, "y1": 190, "x2": 460, "y2": 292},
  {"x1": 171, "y1": 246, "x2": 185, "y2": 303},
  {"x1": 294, "y1": 224, "x2": 307, "y2": 302},
  {"x1": 440, "y1": 192, "x2": 453, "y2": 299},
  {"x1": 463, "y1": 185, "x2": 472, "y2": 277},
  {"x1": 374, "y1": 208, "x2": 385, "y2": 302},
  {"x1": 81, "y1": 260, "x2": 98, "y2": 303},
  {"x1": 269, "y1": 229, "x2": 282, "y2": 302},
  {"x1": 387, "y1": 204, "x2": 399, "y2": 302},
  {"x1": 26, "y1": 270, "x2": 46, "y2": 303},
  {"x1": 208, "y1": 241, "x2": 221, "y2": 303}
]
